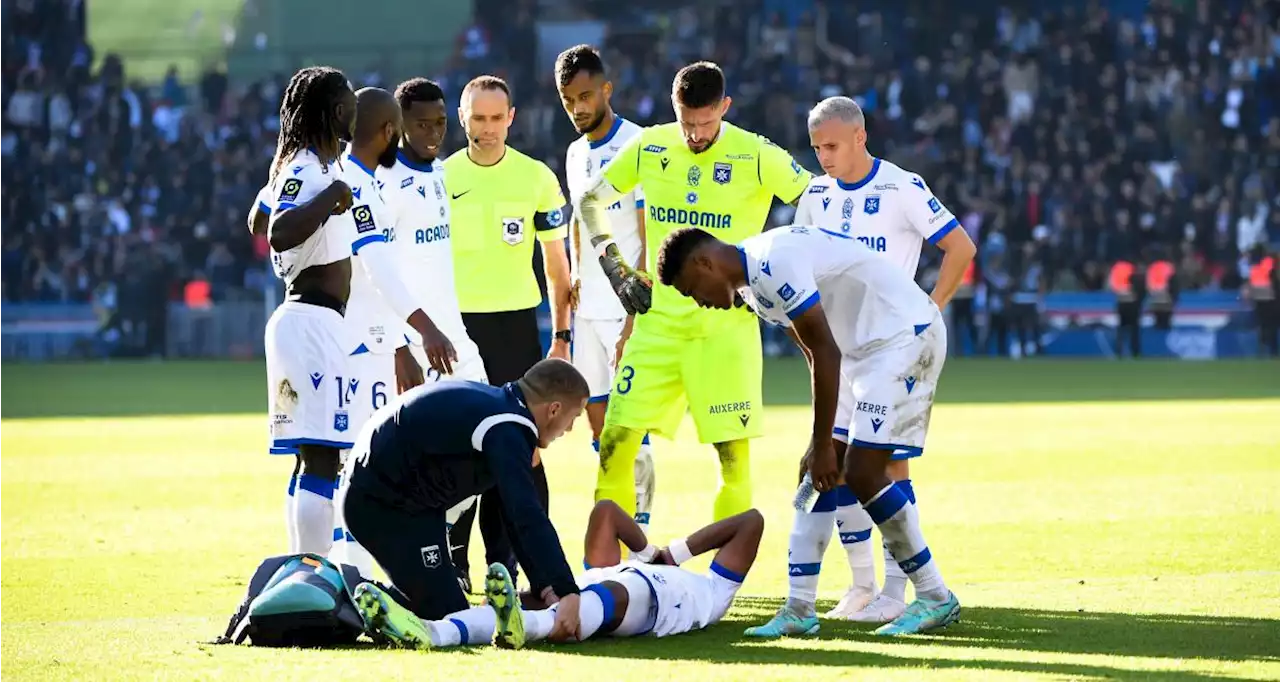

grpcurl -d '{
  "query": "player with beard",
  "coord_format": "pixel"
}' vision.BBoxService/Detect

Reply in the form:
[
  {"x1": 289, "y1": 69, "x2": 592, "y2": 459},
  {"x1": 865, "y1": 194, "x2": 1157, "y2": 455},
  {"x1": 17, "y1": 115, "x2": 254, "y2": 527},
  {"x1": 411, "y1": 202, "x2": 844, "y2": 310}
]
[
  {"x1": 263, "y1": 66, "x2": 358, "y2": 554},
  {"x1": 555, "y1": 45, "x2": 657, "y2": 538}
]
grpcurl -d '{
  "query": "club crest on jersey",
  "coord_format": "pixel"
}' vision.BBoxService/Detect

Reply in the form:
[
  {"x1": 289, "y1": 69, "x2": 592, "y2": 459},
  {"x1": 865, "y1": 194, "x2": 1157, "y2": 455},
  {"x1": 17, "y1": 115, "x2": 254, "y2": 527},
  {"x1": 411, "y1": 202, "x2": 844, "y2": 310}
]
[
  {"x1": 279, "y1": 178, "x2": 303, "y2": 202},
  {"x1": 841, "y1": 197, "x2": 854, "y2": 219},
  {"x1": 353, "y1": 205, "x2": 376, "y2": 233},
  {"x1": 400, "y1": 176, "x2": 414, "y2": 189},
  {"x1": 864, "y1": 196, "x2": 881, "y2": 215},
  {"x1": 642, "y1": 144, "x2": 667, "y2": 154},
  {"x1": 687, "y1": 165, "x2": 702, "y2": 187},
  {"x1": 713, "y1": 162, "x2": 732, "y2": 185},
  {"x1": 420, "y1": 544, "x2": 442, "y2": 569},
  {"x1": 333, "y1": 410, "x2": 349, "y2": 432},
  {"x1": 686, "y1": 192, "x2": 698, "y2": 205},
  {"x1": 822, "y1": 197, "x2": 832, "y2": 211},
  {"x1": 502, "y1": 216, "x2": 525, "y2": 245}
]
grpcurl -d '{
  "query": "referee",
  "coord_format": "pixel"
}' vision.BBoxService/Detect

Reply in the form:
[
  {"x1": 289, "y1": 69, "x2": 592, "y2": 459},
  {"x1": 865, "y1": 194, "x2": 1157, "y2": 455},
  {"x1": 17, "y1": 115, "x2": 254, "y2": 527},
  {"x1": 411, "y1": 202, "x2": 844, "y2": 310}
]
[{"x1": 444, "y1": 75, "x2": 574, "y2": 592}]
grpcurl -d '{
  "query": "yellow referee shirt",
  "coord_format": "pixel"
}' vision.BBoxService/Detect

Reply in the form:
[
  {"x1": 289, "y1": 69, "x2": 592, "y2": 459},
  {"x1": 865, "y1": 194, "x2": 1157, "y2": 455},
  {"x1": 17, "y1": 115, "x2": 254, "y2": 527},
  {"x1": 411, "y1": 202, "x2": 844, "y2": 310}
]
[{"x1": 445, "y1": 146, "x2": 569, "y2": 313}]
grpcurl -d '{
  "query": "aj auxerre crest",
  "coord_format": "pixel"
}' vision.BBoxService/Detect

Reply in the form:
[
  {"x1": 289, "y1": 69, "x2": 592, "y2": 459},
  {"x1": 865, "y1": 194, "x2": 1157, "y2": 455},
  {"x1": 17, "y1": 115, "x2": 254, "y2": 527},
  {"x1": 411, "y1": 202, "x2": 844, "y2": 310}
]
[
  {"x1": 502, "y1": 216, "x2": 525, "y2": 245},
  {"x1": 420, "y1": 544, "x2": 442, "y2": 569},
  {"x1": 713, "y1": 162, "x2": 733, "y2": 185},
  {"x1": 864, "y1": 195, "x2": 881, "y2": 215},
  {"x1": 687, "y1": 165, "x2": 702, "y2": 187}
]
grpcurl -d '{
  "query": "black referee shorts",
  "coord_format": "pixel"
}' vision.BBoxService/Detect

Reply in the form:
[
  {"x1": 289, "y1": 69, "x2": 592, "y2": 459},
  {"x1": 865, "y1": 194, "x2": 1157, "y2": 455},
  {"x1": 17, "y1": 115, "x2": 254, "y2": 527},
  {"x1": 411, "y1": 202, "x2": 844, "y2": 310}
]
[
  {"x1": 462, "y1": 307, "x2": 544, "y2": 385},
  {"x1": 343, "y1": 485, "x2": 469, "y2": 620}
]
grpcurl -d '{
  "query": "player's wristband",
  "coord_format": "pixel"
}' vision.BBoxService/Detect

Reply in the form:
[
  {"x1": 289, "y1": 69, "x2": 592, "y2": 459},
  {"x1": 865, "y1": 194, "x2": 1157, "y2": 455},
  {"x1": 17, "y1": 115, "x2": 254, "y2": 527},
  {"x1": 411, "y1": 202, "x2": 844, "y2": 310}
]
[
  {"x1": 668, "y1": 538, "x2": 694, "y2": 566},
  {"x1": 633, "y1": 544, "x2": 659, "y2": 563}
]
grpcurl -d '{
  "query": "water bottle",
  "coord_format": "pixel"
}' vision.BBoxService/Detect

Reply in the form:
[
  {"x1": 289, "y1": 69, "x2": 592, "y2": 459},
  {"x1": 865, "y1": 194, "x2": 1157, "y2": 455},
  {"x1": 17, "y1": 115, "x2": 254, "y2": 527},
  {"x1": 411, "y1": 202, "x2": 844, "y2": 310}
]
[{"x1": 793, "y1": 472, "x2": 821, "y2": 513}]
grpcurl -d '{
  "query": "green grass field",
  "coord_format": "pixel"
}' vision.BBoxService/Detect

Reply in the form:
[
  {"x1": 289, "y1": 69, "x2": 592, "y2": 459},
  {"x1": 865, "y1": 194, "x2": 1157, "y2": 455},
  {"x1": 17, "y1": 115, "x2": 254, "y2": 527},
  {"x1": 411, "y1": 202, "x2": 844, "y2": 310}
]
[{"x1": 3, "y1": 359, "x2": 1279, "y2": 680}]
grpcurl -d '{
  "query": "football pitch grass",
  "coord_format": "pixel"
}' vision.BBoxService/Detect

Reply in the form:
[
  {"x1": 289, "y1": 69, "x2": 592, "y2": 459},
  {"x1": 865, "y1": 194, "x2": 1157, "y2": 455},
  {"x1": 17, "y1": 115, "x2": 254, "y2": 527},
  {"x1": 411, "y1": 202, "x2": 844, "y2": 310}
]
[{"x1": 3, "y1": 359, "x2": 1279, "y2": 680}]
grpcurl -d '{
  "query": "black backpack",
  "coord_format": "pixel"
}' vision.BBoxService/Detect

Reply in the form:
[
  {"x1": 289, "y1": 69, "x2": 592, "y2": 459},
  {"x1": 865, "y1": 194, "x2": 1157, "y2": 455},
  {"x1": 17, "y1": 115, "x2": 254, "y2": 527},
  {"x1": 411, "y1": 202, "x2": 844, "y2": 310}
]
[{"x1": 215, "y1": 554, "x2": 367, "y2": 648}]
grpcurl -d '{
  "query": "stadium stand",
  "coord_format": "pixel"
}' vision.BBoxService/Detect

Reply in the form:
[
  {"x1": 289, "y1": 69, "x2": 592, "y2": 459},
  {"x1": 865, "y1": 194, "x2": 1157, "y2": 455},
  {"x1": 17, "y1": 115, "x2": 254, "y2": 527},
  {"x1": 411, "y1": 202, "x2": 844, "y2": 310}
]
[{"x1": 2, "y1": 0, "x2": 1277, "y2": 358}]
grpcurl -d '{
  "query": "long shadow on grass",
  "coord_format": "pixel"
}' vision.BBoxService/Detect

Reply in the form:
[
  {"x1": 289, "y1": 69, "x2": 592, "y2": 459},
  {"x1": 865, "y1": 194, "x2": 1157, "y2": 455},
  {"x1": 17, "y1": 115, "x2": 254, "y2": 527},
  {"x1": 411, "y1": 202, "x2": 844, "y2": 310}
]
[{"x1": 547, "y1": 597, "x2": 1278, "y2": 680}]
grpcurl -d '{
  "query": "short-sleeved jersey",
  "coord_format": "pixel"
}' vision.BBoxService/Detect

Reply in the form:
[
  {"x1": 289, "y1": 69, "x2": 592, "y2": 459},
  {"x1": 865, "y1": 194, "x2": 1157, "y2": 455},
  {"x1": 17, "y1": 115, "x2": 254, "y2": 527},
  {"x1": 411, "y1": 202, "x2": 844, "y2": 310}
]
[
  {"x1": 601, "y1": 122, "x2": 811, "y2": 336},
  {"x1": 376, "y1": 151, "x2": 471, "y2": 345},
  {"x1": 444, "y1": 147, "x2": 569, "y2": 313},
  {"x1": 566, "y1": 116, "x2": 645, "y2": 320},
  {"x1": 341, "y1": 154, "x2": 404, "y2": 353},
  {"x1": 736, "y1": 225, "x2": 938, "y2": 355},
  {"x1": 255, "y1": 184, "x2": 274, "y2": 216},
  {"x1": 267, "y1": 150, "x2": 352, "y2": 283},
  {"x1": 794, "y1": 158, "x2": 959, "y2": 278}
]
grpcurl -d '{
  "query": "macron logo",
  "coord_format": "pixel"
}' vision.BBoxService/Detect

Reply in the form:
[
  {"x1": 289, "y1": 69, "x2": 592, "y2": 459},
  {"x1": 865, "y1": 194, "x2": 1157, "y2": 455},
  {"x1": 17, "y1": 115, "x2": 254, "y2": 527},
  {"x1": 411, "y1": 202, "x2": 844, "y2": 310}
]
[
  {"x1": 309, "y1": 372, "x2": 324, "y2": 389},
  {"x1": 870, "y1": 418, "x2": 884, "y2": 433}
]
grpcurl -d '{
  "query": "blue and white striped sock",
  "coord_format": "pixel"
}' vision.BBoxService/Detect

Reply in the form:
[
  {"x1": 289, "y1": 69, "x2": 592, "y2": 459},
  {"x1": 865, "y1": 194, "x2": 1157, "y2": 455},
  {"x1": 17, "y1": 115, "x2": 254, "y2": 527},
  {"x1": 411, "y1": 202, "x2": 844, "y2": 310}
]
[
  {"x1": 881, "y1": 479, "x2": 915, "y2": 601},
  {"x1": 292, "y1": 473, "x2": 335, "y2": 555},
  {"x1": 833, "y1": 486, "x2": 877, "y2": 592},
  {"x1": 786, "y1": 489, "x2": 836, "y2": 614},
  {"x1": 864, "y1": 480, "x2": 947, "y2": 603}
]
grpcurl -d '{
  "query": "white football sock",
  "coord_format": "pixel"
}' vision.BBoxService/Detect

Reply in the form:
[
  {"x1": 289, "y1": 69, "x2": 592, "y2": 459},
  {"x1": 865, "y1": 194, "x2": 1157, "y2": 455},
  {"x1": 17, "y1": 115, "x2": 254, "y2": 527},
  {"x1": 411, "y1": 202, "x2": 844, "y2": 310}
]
[
  {"x1": 522, "y1": 606, "x2": 557, "y2": 642},
  {"x1": 882, "y1": 540, "x2": 909, "y2": 602},
  {"x1": 633, "y1": 438, "x2": 656, "y2": 538},
  {"x1": 285, "y1": 474, "x2": 298, "y2": 550},
  {"x1": 427, "y1": 606, "x2": 496, "y2": 647},
  {"x1": 834, "y1": 498, "x2": 878, "y2": 592},
  {"x1": 785, "y1": 490, "x2": 836, "y2": 614},
  {"x1": 575, "y1": 586, "x2": 609, "y2": 641},
  {"x1": 864, "y1": 483, "x2": 948, "y2": 603},
  {"x1": 292, "y1": 473, "x2": 335, "y2": 555}
]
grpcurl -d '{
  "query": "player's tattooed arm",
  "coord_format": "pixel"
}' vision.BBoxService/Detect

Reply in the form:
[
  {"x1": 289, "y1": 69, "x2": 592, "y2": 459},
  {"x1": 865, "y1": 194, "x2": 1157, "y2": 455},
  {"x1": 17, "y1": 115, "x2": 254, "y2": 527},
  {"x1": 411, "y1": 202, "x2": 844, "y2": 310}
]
[
  {"x1": 790, "y1": 304, "x2": 842, "y2": 492},
  {"x1": 577, "y1": 175, "x2": 651, "y2": 315},
  {"x1": 267, "y1": 179, "x2": 354, "y2": 251}
]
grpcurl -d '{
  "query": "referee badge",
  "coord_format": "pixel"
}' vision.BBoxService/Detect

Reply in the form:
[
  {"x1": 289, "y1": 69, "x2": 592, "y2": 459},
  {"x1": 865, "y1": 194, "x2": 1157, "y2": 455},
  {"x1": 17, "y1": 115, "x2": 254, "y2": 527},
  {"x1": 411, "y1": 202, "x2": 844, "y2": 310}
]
[{"x1": 502, "y1": 216, "x2": 525, "y2": 245}]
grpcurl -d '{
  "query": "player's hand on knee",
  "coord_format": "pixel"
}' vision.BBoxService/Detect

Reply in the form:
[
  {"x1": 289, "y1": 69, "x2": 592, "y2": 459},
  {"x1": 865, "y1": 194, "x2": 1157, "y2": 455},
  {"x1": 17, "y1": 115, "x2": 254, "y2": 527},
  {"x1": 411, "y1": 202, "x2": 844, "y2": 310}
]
[{"x1": 548, "y1": 593, "x2": 582, "y2": 642}]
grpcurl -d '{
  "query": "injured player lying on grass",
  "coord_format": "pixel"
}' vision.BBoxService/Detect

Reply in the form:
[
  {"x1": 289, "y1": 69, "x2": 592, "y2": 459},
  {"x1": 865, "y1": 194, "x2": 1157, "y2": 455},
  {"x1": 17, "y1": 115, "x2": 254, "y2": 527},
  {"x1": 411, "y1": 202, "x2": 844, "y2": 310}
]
[{"x1": 352, "y1": 500, "x2": 764, "y2": 649}]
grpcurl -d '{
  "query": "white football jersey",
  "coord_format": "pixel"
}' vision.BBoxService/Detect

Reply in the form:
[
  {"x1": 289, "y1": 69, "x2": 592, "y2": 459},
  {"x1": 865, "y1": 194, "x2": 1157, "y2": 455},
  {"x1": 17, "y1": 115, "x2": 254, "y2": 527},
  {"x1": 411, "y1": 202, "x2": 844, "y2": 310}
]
[
  {"x1": 737, "y1": 225, "x2": 938, "y2": 355},
  {"x1": 267, "y1": 150, "x2": 353, "y2": 283},
  {"x1": 341, "y1": 155, "x2": 407, "y2": 354},
  {"x1": 793, "y1": 158, "x2": 959, "y2": 277},
  {"x1": 376, "y1": 152, "x2": 477, "y2": 355},
  {"x1": 255, "y1": 183, "x2": 274, "y2": 215},
  {"x1": 565, "y1": 116, "x2": 645, "y2": 320}
]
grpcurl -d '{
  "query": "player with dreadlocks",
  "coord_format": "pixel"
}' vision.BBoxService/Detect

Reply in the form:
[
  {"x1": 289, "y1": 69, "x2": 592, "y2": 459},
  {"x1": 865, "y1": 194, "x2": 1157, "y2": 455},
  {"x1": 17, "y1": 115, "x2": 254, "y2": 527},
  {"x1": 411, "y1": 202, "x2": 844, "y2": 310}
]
[{"x1": 260, "y1": 66, "x2": 364, "y2": 556}]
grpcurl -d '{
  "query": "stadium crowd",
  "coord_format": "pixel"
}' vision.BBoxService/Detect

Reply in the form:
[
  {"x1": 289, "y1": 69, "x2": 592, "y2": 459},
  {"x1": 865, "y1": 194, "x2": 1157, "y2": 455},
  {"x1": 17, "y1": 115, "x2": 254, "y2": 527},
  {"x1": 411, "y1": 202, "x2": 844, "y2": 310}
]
[{"x1": 3, "y1": 0, "x2": 1278, "y2": 324}]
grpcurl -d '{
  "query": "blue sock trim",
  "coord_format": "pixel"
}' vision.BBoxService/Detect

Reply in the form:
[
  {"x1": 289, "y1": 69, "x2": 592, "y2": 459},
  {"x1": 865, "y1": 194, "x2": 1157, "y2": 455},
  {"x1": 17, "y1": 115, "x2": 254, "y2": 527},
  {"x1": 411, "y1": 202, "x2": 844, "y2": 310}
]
[
  {"x1": 588, "y1": 394, "x2": 611, "y2": 404},
  {"x1": 811, "y1": 490, "x2": 838, "y2": 513},
  {"x1": 332, "y1": 527, "x2": 344, "y2": 541},
  {"x1": 864, "y1": 484, "x2": 908, "y2": 525},
  {"x1": 450, "y1": 618, "x2": 469, "y2": 644},
  {"x1": 584, "y1": 559, "x2": 594, "y2": 570},
  {"x1": 896, "y1": 479, "x2": 916, "y2": 504},
  {"x1": 641, "y1": 433, "x2": 651, "y2": 445},
  {"x1": 788, "y1": 562, "x2": 821, "y2": 576},
  {"x1": 298, "y1": 473, "x2": 336, "y2": 499},
  {"x1": 287, "y1": 475, "x2": 298, "y2": 497},
  {"x1": 898, "y1": 546, "x2": 932, "y2": 574},
  {"x1": 345, "y1": 531, "x2": 355, "y2": 542},
  {"x1": 634, "y1": 512, "x2": 651, "y2": 525},
  {"x1": 839, "y1": 529, "x2": 873, "y2": 544},
  {"x1": 583, "y1": 583, "x2": 616, "y2": 626},
  {"x1": 835, "y1": 486, "x2": 858, "y2": 506},
  {"x1": 592, "y1": 440, "x2": 600, "y2": 453},
  {"x1": 710, "y1": 561, "x2": 746, "y2": 584}
]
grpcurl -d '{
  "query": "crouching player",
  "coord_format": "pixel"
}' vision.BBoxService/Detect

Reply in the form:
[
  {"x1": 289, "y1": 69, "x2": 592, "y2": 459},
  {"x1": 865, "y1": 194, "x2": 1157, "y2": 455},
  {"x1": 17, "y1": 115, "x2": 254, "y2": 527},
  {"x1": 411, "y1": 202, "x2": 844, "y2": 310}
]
[
  {"x1": 657, "y1": 225, "x2": 960, "y2": 636},
  {"x1": 360, "y1": 499, "x2": 763, "y2": 649}
]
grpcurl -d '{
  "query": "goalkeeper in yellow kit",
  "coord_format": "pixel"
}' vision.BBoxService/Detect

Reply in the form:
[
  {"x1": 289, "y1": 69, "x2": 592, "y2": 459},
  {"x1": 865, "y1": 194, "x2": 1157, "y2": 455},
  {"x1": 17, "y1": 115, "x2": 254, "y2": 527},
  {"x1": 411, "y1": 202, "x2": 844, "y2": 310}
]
[{"x1": 575, "y1": 61, "x2": 811, "y2": 522}]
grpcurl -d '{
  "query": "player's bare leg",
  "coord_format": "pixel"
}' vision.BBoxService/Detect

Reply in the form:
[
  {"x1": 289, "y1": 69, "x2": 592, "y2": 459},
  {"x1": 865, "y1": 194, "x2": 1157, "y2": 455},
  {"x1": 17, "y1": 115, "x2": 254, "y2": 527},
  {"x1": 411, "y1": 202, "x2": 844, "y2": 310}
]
[
  {"x1": 845, "y1": 445, "x2": 959, "y2": 636},
  {"x1": 291, "y1": 445, "x2": 341, "y2": 555},
  {"x1": 712, "y1": 439, "x2": 752, "y2": 520}
]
